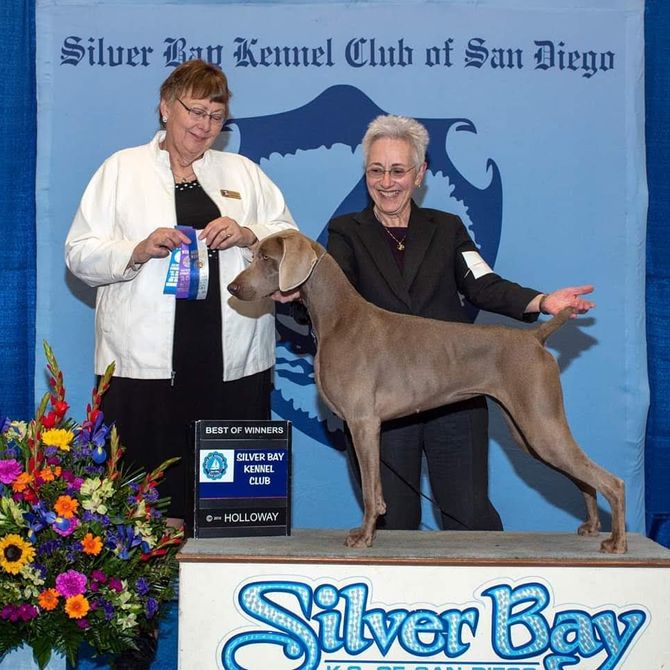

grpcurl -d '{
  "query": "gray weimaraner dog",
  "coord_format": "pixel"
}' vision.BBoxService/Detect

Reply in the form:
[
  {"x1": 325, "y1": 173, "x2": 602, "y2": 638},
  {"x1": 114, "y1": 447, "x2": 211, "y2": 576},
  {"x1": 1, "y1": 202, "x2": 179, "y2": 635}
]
[{"x1": 228, "y1": 230, "x2": 626, "y2": 553}]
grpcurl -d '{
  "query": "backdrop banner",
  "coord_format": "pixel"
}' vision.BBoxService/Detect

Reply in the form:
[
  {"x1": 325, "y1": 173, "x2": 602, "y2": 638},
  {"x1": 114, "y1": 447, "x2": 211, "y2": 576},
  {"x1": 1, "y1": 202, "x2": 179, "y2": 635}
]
[{"x1": 36, "y1": 0, "x2": 647, "y2": 534}]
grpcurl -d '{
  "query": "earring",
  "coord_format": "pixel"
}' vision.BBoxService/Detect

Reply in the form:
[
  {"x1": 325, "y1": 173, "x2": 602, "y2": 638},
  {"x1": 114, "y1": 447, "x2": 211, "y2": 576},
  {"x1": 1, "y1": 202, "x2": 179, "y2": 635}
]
[{"x1": 162, "y1": 116, "x2": 168, "y2": 123}]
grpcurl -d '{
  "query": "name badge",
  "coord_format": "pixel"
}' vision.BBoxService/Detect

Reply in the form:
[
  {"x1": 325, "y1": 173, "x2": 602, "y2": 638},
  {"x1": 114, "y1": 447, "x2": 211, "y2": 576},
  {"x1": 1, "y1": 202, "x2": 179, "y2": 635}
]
[{"x1": 220, "y1": 189, "x2": 241, "y2": 200}]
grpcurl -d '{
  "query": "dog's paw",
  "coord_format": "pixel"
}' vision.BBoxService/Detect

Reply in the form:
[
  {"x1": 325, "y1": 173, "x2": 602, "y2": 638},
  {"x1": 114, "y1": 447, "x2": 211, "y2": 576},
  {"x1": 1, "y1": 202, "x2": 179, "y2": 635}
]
[
  {"x1": 577, "y1": 520, "x2": 601, "y2": 537},
  {"x1": 600, "y1": 535, "x2": 627, "y2": 554},
  {"x1": 345, "y1": 527, "x2": 374, "y2": 548}
]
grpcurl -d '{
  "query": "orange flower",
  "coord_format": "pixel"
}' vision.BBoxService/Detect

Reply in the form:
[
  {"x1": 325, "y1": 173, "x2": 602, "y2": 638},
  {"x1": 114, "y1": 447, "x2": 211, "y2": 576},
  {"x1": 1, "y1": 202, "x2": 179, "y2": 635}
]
[
  {"x1": 80, "y1": 532, "x2": 102, "y2": 556},
  {"x1": 64, "y1": 594, "x2": 89, "y2": 619},
  {"x1": 11, "y1": 472, "x2": 33, "y2": 493},
  {"x1": 38, "y1": 588, "x2": 59, "y2": 611},
  {"x1": 37, "y1": 467, "x2": 55, "y2": 482},
  {"x1": 54, "y1": 495, "x2": 79, "y2": 519}
]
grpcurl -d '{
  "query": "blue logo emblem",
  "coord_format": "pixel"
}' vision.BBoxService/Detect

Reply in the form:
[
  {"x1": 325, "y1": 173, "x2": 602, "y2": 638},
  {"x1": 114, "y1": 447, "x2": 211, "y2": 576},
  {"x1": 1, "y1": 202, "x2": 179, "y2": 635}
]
[{"x1": 202, "y1": 451, "x2": 228, "y2": 481}]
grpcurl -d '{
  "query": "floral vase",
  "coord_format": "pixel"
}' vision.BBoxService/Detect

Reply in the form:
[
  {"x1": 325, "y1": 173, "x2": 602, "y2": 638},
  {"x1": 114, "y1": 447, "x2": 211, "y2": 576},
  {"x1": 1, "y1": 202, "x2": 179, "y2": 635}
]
[{"x1": 0, "y1": 645, "x2": 65, "y2": 669}]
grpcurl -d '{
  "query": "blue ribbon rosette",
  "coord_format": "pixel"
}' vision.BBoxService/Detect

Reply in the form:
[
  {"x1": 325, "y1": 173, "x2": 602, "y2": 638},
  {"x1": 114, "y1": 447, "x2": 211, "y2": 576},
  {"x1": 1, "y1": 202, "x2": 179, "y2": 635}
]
[{"x1": 163, "y1": 226, "x2": 209, "y2": 300}]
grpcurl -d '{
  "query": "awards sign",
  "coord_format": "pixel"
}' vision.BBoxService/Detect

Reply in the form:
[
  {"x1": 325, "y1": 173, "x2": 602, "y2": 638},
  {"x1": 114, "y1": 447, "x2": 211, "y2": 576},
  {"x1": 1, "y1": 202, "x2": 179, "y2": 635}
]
[{"x1": 191, "y1": 420, "x2": 291, "y2": 538}]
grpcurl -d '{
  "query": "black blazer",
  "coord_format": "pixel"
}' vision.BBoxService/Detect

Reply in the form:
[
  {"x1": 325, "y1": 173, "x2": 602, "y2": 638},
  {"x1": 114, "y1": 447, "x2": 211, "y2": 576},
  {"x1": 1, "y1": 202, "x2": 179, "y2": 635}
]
[{"x1": 327, "y1": 202, "x2": 540, "y2": 324}]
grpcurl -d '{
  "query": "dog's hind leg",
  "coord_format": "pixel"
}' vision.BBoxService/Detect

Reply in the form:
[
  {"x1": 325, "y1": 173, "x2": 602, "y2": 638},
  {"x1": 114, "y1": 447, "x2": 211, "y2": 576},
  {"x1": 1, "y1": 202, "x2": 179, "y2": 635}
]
[
  {"x1": 499, "y1": 408, "x2": 602, "y2": 537},
  {"x1": 574, "y1": 480, "x2": 600, "y2": 536},
  {"x1": 513, "y1": 412, "x2": 626, "y2": 553},
  {"x1": 346, "y1": 418, "x2": 385, "y2": 548}
]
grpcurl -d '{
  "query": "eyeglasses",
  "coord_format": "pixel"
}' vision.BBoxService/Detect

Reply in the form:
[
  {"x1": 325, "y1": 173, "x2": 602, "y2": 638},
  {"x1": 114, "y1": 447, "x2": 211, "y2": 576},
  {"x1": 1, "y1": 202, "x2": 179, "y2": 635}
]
[
  {"x1": 365, "y1": 165, "x2": 418, "y2": 180},
  {"x1": 176, "y1": 98, "x2": 225, "y2": 125}
]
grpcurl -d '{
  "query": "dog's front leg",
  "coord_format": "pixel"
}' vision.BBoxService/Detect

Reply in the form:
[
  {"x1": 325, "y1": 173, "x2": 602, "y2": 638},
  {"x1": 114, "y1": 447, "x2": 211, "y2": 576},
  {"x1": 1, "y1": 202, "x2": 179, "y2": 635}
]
[{"x1": 346, "y1": 419, "x2": 385, "y2": 548}]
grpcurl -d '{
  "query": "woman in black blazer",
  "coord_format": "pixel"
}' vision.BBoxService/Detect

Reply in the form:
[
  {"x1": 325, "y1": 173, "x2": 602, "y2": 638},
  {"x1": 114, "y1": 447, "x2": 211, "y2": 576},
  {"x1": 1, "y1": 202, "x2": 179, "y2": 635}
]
[{"x1": 327, "y1": 114, "x2": 595, "y2": 531}]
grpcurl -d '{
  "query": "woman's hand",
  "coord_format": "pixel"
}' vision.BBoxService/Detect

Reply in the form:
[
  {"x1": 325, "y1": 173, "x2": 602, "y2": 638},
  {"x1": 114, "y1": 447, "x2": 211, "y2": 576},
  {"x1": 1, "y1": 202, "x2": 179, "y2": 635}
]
[
  {"x1": 130, "y1": 227, "x2": 191, "y2": 266},
  {"x1": 537, "y1": 285, "x2": 596, "y2": 316},
  {"x1": 199, "y1": 217, "x2": 257, "y2": 250}
]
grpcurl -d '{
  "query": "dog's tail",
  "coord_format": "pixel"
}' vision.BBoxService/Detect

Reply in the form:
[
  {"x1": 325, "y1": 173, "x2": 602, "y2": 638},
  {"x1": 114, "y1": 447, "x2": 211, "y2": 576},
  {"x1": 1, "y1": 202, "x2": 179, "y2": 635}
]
[{"x1": 533, "y1": 307, "x2": 574, "y2": 345}]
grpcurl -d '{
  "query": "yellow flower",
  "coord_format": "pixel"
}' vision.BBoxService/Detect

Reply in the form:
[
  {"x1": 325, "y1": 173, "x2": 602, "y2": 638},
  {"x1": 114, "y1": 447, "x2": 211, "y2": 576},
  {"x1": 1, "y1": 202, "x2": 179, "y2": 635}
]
[
  {"x1": 64, "y1": 594, "x2": 90, "y2": 619},
  {"x1": 0, "y1": 534, "x2": 35, "y2": 574},
  {"x1": 41, "y1": 428, "x2": 75, "y2": 451}
]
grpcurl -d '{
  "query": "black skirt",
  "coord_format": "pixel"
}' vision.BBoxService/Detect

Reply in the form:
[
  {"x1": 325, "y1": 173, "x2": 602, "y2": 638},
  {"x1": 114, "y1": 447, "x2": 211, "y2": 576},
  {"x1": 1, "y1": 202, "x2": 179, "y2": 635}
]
[{"x1": 101, "y1": 180, "x2": 272, "y2": 519}]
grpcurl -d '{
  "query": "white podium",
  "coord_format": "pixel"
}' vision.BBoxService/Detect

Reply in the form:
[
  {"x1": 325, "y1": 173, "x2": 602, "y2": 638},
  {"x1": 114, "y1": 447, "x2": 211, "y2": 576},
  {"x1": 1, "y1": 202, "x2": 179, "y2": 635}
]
[{"x1": 178, "y1": 530, "x2": 670, "y2": 670}]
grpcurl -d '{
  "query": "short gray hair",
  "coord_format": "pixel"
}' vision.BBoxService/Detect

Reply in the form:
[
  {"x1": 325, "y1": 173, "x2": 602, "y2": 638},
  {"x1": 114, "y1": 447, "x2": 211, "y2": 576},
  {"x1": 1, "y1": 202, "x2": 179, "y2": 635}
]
[{"x1": 362, "y1": 115, "x2": 429, "y2": 167}]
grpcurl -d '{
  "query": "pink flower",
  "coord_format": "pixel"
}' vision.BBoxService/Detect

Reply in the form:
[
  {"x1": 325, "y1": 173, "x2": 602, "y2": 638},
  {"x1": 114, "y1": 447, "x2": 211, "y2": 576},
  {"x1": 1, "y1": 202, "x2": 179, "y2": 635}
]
[
  {"x1": 108, "y1": 577, "x2": 123, "y2": 593},
  {"x1": 0, "y1": 459, "x2": 22, "y2": 484},
  {"x1": 52, "y1": 516, "x2": 79, "y2": 537},
  {"x1": 55, "y1": 569, "x2": 87, "y2": 597}
]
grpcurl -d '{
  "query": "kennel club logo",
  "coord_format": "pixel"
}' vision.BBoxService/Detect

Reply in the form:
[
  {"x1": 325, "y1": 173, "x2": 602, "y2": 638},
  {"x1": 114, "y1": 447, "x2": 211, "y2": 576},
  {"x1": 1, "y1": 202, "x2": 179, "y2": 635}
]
[
  {"x1": 219, "y1": 578, "x2": 647, "y2": 670},
  {"x1": 229, "y1": 85, "x2": 503, "y2": 448}
]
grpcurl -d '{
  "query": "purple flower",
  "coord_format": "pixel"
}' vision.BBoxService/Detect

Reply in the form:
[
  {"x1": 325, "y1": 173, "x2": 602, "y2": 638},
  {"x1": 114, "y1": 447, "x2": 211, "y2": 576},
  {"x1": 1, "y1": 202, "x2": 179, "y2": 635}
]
[
  {"x1": 106, "y1": 525, "x2": 143, "y2": 559},
  {"x1": 143, "y1": 488, "x2": 159, "y2": 504},
  {"x1": 90, "y1": 445, "x2": 107, "y2": 464},
  {"x1": 55, "y1": 569, "x2": 88, "y2": 597},
  {"x1": 25, "y1": 501, "x2": 56, "y2": 533},
  {"x1": 76, "y1": 412, "x2": 110, "y2": 449},
  {"x1": 97, "y1": 598, "x2": 115, "y2": 621},
  {"x1": 0, "y1": 459, "x2": 22, "y2": 484},
  {"x1": 108, "y1": 577, "x2": 123, "y2": 593},
  {"x1": 91, "y1": 569, "x2": 107, "y2": 584},
  {"x1": 145, "y1": 598, "x2": 159, "y2": 619},
  {"x1": 37, "y1": 539, "x2": 62, "y2": 557},
  {"x1": 18, "y1": 604, "x2": 38, "y2": 621},
  {"x1": 53, "y1": 516, "x2": 79, "y2": 537},
  {"x1": 43, "y1": 446, "x2": 59, "y2": 459},
  {"x1": 0, "y1": 604, "x2": 38, "y2": 622},
  {"x1": 135, "y1": 577, "x2": 150, "y2": 596},
  {"x1": 0, "y1": 605, "x2": 14, "y2": 620},
  {"x1": 76, "y1": 618, "x2": 90, "y2": 629}
]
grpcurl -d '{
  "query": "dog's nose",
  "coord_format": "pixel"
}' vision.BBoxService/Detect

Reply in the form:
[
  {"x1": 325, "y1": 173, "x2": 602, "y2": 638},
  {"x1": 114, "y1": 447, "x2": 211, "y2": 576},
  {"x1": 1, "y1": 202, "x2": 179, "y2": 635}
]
[{"x1": 227, "y1": 282, "x2": 239, "y2": 296}]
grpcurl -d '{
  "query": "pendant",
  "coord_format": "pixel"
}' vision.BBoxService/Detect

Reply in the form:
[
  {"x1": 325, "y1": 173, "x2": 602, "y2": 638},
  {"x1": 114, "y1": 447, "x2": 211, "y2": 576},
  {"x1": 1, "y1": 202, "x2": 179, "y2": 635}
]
[{"x1": 397, "y1": 242, "x2": 405, "y2": 251}]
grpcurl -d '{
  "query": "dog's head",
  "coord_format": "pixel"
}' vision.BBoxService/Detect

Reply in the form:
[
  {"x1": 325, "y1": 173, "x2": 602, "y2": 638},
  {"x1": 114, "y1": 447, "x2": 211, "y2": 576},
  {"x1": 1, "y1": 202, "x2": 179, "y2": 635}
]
[{"x1": 227, "y1": 230, "x2": 325, "y2": 301}]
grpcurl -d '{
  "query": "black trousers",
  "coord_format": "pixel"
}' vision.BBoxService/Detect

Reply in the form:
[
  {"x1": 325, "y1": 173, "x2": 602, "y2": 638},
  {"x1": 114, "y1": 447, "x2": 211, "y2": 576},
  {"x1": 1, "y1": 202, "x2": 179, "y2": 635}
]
[
  {"x1": 348, "y1": 397, "x2": 503, "y2": 531},
  {"x1": 101, "y1": 369, "x2": 272, "y2": 519}
]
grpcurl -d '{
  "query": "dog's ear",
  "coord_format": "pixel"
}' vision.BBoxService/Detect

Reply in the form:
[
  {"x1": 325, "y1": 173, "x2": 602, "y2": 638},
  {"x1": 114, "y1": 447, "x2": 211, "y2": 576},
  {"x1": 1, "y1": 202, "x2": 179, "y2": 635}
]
[{"x1": 278, "y1": 233, "x2": 320, "y2": 292}]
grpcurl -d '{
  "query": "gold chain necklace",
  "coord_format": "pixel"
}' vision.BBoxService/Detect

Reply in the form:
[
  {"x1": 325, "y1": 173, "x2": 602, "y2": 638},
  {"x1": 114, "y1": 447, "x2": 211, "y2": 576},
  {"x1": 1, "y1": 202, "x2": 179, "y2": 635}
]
[
  {"x1": 173, "y1": 171, "x2": 196, "y2": 184},
  {"x1": 381, "y1": 225, "x2": 407, "y2": 251},
  {"x1": 374, "y1": 206, "x2": 408, "y2": 251}
]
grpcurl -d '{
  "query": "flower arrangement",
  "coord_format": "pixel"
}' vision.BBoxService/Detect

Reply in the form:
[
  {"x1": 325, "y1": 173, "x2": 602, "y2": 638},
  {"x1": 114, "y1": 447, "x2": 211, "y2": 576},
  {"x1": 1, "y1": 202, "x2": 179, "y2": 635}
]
[{"x1": 0, "y1": 344, "x2": 183, "y2": 669}]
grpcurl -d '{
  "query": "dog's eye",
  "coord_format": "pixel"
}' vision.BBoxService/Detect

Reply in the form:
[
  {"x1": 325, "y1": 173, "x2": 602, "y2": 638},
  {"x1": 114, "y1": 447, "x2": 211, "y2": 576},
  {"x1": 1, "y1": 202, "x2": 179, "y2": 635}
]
[{"x1": 259, "y1": 253, "x2": 270, "y2": 261}]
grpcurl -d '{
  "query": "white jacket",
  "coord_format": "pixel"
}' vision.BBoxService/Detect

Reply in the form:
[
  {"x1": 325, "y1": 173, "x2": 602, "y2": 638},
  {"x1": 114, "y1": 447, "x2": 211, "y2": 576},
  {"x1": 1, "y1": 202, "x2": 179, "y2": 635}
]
[{"x1": 65, "y1": 132, "x2": 297, "y2": 380}]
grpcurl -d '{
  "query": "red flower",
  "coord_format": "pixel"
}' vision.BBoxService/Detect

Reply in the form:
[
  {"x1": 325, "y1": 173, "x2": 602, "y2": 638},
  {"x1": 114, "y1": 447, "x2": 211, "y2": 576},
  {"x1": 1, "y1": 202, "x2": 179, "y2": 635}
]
[
  {"x1": 52, "y1": 400, "x2": 69, "y2": 416},
  {"x1": 41, "y1": 412, "x2": 57, "y2": 429}
]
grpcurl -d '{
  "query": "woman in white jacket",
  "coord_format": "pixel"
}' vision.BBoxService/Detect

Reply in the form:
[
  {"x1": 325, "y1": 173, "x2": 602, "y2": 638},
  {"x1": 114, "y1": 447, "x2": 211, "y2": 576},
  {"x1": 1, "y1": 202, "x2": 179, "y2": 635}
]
[{"x1": 65, "y1": 60, "x2": 296, "y2": 535}]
